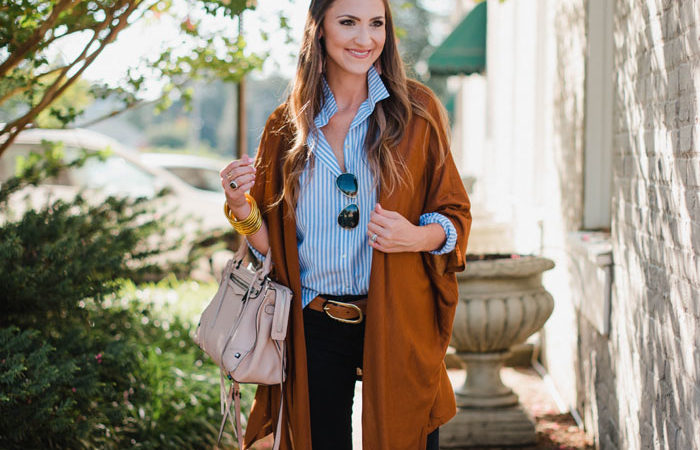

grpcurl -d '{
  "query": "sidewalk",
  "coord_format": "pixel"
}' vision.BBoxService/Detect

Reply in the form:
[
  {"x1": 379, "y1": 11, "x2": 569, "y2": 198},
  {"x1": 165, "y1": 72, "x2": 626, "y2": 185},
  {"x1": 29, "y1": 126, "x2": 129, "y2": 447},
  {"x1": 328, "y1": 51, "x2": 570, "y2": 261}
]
[{"x1": 350, "y1": 367, "x2": 593, "y2": 449}]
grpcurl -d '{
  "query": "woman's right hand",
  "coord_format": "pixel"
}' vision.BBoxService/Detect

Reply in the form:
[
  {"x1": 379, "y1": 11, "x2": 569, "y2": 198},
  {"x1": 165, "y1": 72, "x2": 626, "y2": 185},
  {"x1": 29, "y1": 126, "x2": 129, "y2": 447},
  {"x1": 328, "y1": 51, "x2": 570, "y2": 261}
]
[{"x1": 220, "y1": 154, "x2": 256, "y2": 217}]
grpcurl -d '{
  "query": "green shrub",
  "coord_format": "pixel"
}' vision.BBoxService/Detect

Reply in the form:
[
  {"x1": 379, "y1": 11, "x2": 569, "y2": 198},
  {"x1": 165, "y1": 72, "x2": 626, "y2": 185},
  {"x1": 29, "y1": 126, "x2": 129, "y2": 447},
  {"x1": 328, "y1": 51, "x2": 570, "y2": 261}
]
[
  {"x1": 0, "y1": 150, "x2": 252, "y2": 448},
  {"x1": 0, "y1": 301, "x2": 254, "y2": 449}
]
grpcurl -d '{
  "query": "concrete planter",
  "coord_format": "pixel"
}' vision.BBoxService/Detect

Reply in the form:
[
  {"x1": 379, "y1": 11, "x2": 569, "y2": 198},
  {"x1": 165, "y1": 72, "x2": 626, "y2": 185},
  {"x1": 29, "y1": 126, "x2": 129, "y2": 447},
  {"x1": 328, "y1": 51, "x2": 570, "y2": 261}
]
[{"x1": 442, "y1": 255, "x2": 555, "y2": 448}]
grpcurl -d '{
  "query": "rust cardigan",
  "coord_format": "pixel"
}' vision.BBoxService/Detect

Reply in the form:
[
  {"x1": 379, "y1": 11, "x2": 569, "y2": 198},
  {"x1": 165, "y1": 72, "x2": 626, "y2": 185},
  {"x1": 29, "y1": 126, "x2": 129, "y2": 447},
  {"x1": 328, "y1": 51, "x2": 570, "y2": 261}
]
[{"x1": 243, "y1": 81, "x2": 471, "y2": 450}]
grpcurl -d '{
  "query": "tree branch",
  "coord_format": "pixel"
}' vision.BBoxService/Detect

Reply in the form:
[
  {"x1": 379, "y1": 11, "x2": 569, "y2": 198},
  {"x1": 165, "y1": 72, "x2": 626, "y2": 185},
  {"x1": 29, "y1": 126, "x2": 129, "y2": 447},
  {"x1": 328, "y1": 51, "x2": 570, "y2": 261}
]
[
  {"x1": 0, "y1": 67, "x2": 66, "y2": 106},
  {"x1": 0, "y1": 0, "x2": 138, "y2": 157},
  {"x1": 0, "y1": 0, "x2": 82, "y2": 78},
  {"x1": 40, "y1": 25, "x2": 94, "y2": 50}
]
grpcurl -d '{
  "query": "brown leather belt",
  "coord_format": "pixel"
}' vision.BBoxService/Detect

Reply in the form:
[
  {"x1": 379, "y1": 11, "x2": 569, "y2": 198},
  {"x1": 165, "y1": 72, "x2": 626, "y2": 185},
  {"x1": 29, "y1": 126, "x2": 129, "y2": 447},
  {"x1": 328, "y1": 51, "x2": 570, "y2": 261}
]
[{"x1": 308, "y1": 295, "x2": 367, "y2": 324}]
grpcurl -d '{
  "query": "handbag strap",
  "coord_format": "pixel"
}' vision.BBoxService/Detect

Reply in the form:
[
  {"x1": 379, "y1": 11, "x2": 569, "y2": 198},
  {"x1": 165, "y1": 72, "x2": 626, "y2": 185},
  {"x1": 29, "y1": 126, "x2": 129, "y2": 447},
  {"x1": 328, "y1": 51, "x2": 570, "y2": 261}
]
[
  {"x1": 216, "y1": 343, "x2": 287, "y2": 450},
  {"x1": 271, "y1": 341, "x2": 286, "y2": 450}
]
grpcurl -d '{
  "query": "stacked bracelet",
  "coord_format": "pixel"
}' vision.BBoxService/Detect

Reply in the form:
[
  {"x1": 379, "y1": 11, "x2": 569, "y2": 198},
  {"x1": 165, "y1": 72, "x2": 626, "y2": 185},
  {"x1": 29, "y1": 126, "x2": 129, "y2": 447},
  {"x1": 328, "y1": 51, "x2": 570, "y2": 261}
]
[{"x1": 224, "y1": 193, "x2": 263, "y2": 235}]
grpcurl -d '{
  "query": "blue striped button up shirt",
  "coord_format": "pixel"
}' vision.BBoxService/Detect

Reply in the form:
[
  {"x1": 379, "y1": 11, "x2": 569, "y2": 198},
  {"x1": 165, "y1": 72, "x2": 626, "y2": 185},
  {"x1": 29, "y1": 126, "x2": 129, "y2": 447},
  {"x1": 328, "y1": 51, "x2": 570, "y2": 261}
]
[{"x1": 250, "y1": 66, "x2": 457, "y2": 308}]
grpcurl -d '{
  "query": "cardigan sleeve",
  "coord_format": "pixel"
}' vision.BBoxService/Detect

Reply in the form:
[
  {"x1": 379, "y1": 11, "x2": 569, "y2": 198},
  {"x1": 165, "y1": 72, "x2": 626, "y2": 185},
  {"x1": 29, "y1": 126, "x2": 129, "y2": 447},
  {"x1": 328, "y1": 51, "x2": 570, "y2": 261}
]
[
  {"x1": 245, "y1": 105, "x2": 287, "y2": 263},
  {"x1": 420, "y1": 92, "x2": 472, "y2": 274}
]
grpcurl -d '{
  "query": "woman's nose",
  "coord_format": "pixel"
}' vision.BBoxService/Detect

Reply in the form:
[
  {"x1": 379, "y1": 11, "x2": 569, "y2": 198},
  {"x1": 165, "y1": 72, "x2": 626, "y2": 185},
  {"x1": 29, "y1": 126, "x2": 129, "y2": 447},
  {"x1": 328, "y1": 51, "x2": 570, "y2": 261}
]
[{"x1": 354, "y1": 26, "x2": 372, "y2": 46}]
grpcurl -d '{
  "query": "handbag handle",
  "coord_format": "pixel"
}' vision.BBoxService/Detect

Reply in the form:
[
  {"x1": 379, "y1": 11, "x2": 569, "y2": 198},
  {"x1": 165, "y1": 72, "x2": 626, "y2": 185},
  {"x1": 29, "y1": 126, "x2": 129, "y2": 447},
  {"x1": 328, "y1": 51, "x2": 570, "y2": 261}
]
[{"x1": 233, "y1": 240, "x2": 274, "y2": 278}]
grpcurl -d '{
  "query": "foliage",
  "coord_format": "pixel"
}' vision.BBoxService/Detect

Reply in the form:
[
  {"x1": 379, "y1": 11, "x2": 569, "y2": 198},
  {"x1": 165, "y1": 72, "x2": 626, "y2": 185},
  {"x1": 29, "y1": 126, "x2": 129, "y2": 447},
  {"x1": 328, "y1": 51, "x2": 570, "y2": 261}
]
[
  {"x1": 0, "y1": 299, "x2": 254, "y2": 449},
  {"x1": 0, "y1": 194, "x2": 165, "y2": 327},
  {"x1": 390, "y1": 0, "x2": 448, "y2": 101},
  {"x1": 391, "y1": 0, "x2": 434, "y2": 79},
  {"x1": 145, "y1": 119, "x2": 191, "y2": 149},
  {"x1": 0, "y1": 150, "x2": 172, "y2": 330},
  {"x1": 120, "y1": 75, "x2": 289, "y2": 158},
  {"x1": 113, "y1": 275, "x2": 219, "y2": 326},
  {"x1": 34, "y1": 78, "x2": 95, "y2": 128},
  {"x1": 0, "y1": 0, "x2": 285, "y2": 157},
  {"x1": 0, "y1": 153, "x2": 252, "y2": 448},
  {"x1": 0, "y1": 139, "x2": 102, "y2": 203}
]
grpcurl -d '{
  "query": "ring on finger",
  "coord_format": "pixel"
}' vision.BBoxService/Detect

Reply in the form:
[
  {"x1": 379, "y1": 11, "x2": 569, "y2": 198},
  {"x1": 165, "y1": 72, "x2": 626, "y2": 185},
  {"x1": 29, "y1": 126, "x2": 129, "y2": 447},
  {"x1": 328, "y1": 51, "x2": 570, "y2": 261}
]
[
  {"x1": 229, "y1": 179, "x2": 239, "y2": 190},
  {"x1": 370, "y1": 233, "x2": 378, "y2": 243}
]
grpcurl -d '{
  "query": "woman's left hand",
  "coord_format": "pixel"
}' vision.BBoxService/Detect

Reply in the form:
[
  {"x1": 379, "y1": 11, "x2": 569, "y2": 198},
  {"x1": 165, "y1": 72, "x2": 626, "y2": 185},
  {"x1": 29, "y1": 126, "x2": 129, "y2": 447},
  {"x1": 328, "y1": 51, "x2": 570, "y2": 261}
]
[{"x1": 367, "y1": 204, "x2": 426, "y2": 253}]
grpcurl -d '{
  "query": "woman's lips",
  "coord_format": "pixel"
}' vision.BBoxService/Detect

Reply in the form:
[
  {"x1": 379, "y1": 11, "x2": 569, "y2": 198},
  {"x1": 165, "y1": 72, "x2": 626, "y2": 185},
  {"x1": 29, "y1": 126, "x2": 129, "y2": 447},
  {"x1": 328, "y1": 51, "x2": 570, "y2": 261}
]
[{"x1": 347, "y1": 49, "x2": 372, "y2": 59}]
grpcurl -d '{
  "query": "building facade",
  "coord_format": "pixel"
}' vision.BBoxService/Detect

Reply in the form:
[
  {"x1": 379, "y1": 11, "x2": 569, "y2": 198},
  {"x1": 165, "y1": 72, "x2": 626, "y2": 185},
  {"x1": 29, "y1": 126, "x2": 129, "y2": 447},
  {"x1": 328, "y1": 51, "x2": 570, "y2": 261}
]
[{"x1": 451, "y1": 0, "x2": 700, "y2": 448}]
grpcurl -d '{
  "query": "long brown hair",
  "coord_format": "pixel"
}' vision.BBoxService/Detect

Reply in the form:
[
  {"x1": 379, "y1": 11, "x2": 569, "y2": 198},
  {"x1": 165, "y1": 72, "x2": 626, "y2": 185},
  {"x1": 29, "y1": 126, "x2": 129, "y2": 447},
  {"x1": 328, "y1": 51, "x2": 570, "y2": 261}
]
[{"x1": 279, "y1": 0, "x2": 447, "y2": 210}]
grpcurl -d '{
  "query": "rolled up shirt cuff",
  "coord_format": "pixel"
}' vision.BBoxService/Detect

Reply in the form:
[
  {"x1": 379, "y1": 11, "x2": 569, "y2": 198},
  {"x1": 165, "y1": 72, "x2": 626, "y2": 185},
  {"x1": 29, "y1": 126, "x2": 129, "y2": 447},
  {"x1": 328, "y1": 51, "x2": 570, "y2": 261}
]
[
  {"x1": 246, "y1": 239, "x2": 266, "y2": 262},
  {"x1": 419, "y1": 212, "x2": 457, "y2": 255}
]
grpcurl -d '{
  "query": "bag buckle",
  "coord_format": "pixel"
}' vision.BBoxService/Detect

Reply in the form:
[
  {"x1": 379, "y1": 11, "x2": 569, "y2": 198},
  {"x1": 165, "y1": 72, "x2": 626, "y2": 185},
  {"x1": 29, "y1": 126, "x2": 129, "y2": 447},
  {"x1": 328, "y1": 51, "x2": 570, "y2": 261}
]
[{"x1": 322, "y1": 299, "x2": 364, "y2": 324}]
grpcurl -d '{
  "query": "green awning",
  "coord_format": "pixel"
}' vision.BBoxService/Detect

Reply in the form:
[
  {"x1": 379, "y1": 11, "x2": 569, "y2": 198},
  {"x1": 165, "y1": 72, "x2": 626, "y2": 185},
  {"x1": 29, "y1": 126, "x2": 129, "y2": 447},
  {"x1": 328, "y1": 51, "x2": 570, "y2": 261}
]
[{"x1": 428, "y1": 1, "x2": 486, "y2": 76}]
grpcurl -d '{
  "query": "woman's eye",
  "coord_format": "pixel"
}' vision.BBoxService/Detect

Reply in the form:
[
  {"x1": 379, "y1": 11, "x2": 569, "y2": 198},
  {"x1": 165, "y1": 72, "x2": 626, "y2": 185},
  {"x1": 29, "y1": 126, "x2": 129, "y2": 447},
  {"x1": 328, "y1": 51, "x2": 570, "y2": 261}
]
[
  {"x1": 340, "y1": 19, "x2": 355, "y2": 26},
  {"x1": 372, "y1": 20, "x2": 384, "y2": 27}
]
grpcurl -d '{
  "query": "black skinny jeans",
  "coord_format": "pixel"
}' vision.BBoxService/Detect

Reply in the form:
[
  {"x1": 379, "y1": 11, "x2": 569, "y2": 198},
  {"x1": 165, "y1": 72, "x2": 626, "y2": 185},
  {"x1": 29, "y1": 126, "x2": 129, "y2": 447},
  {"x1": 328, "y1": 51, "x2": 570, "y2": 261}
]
[{"x1": 303, "y1": 303, "x2": 439, "y2": 450}]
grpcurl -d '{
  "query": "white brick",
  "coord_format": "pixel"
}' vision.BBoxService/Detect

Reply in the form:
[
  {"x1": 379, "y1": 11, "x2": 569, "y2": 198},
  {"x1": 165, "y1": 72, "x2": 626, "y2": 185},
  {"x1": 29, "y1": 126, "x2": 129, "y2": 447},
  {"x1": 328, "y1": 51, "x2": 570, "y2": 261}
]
[
  {"x1": 543, "y1": 0, "x2": 700, "y2": 448},
  {"x1": 692, "y1": 124, "x2": 700, "y2": 153},
  {"x1": 667, "y1": 2, "x2": 681, "y2": 39},
  {"x1": 680, "y1": 124, "x2": 694, "y2": 153},
  {"x1": 676, "y1": 35, "x2": 687, "y2": 65},
  {"x1": 686, "y1": 189, "x2": 700, "y2": 221},
  {"x1": 686, "y1": 24, "x2": 700, "y2": 58},
  {"x1": 682, "y1": 158, "x2": 700, "y2": 186},
  {"x1": 668, "y1": 217, "x2": 685, "y2": 246},
  {"x1": 679, "y1": 0, "x2": 699, "y2": 30},
  {"x1": 678, "y1": 97, "x2": 692, "y2": 125},
  {"x1": 681, "y1": 249, "x2": 699, "y2": 283},
  {"x1": 664, "y1": 102, "x2": 678, "y2": 128},
  {"x1": 671, "y1": 275, "x2": 700, "y2": 318},
  {"x1": 677, "y1": 63, "x2": 693, "y2": 95},
  {"x1": 692, "y1": 222, "x2": 700, "y2": 253}
]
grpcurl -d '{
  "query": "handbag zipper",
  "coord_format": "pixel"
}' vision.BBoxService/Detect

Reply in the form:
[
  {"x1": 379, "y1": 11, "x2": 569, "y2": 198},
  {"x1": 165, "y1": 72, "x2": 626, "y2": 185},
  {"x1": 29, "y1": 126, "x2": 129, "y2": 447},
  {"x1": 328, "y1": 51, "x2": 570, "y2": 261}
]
[{"x1": 229, "y1": 272, "x2": 250, "y2": 291}]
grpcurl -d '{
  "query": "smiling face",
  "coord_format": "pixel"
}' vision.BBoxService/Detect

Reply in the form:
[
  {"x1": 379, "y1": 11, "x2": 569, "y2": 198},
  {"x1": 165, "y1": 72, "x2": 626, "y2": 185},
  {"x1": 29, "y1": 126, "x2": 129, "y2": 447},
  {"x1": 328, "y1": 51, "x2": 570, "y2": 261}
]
[{"x1": 321, "y1": 0, "x2": 386, "y2": 79}]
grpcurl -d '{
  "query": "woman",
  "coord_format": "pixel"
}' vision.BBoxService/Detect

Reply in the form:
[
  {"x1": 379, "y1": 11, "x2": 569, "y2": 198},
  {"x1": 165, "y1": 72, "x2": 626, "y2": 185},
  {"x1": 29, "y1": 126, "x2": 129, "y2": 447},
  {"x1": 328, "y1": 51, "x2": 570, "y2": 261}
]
[{"x1": 220, "y1": 0, "x2": 471, "y2": 448}]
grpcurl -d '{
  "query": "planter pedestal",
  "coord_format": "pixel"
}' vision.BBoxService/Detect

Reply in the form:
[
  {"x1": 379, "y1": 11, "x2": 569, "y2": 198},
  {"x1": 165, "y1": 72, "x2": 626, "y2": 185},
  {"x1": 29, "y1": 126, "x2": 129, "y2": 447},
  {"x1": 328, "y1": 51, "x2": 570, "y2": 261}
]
[
  {"x1": 441, "y1": 405, "x2": 536, "y2": 448},
  {"x1": 442, "y1": 255, "x2": 555, "y2": 448},
  {"x1": 454, "y1": 351, "x2": 518, "y2": 408}
]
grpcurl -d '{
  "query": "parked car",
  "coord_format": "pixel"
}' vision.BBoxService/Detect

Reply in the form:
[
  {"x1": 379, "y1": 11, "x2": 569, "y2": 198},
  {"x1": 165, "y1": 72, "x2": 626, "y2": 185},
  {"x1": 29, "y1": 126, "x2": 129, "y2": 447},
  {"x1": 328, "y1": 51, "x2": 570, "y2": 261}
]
[
  {"x1": 0, "y1": 128, "x2": 235, "y2": 276},
  {"x1": 139, "y1": 152, "x2": 227, "y2": 194}
]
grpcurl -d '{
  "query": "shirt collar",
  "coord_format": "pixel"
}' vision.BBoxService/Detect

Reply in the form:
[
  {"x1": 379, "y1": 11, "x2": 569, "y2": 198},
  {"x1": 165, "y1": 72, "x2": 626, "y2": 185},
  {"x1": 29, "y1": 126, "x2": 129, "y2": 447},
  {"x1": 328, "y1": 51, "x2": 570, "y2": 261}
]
[{"x1": 314, "y1": 65, "x2": 390, "y2": 129}]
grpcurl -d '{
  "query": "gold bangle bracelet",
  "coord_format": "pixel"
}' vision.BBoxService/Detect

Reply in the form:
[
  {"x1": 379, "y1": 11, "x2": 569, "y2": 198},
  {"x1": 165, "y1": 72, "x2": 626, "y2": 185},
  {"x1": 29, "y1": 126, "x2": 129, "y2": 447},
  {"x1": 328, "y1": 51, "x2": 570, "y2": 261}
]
[
  {"x1": 224, "y1": 198, "x2": 260, "y2": 233},
  {"x1": 224, "y1": 194, "x2": 263, "y2": 235},
  {"x1": 225, "y1": 204, "x2": 262, "y2": 235}
]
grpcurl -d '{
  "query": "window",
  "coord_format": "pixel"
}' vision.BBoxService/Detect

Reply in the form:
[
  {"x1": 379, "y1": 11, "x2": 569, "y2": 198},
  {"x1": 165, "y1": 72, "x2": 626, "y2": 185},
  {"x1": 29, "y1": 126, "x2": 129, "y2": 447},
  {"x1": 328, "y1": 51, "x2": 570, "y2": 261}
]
[
  {"x1": 71, "y1": 155, "x2": 157, "y2": 198},
  {"x1": 167, "y1": 167, "x2": 222, "y2": 193},
  {"x1": 582, "y1": 0, "x2": 614, "y2": 230}
]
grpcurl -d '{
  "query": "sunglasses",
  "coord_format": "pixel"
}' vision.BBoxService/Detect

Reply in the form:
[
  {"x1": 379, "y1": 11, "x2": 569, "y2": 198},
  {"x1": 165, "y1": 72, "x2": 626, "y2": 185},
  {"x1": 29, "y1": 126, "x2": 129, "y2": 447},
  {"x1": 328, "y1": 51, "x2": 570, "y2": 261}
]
[{"x1": 336, "y1": 173, "x2": 359, "y2": 229}]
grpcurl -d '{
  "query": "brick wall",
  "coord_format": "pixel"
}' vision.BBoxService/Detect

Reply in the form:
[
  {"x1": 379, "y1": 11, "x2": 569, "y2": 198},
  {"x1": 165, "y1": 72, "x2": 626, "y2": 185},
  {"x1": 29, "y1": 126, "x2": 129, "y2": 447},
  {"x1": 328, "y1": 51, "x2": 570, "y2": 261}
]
[
  {"x1": 482, "y1": 0, "x2": 699, "y2": 447},
  {"x1": 608, "y1": 0, "x2": 700, "y2": 448}
]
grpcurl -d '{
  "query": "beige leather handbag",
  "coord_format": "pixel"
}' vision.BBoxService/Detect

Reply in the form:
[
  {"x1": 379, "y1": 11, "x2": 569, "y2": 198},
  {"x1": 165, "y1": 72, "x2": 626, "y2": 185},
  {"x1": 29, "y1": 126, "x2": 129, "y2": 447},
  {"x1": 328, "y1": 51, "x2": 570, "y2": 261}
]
[{"x1": 194, "y1": 243, "x2": 291, "y2": 450}]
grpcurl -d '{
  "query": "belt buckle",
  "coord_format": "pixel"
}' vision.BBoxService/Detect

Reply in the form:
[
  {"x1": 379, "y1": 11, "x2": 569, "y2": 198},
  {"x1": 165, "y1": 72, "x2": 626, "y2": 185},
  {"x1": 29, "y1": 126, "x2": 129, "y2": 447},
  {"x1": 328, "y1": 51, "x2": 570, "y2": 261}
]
[{"x1": 322, "y1": 299, "x2": 364, "y2": 324}]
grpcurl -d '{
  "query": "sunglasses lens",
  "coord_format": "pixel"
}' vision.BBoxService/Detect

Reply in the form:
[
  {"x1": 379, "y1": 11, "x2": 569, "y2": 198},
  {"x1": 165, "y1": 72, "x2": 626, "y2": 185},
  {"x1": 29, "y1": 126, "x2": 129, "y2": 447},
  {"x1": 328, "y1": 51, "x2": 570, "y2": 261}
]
[
  {"x1": 336, "y1": 173, "x2": 358, "y2": 197},
  {"x1": 338, "y1": 204, "x2": 359, "y2": 229}
]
